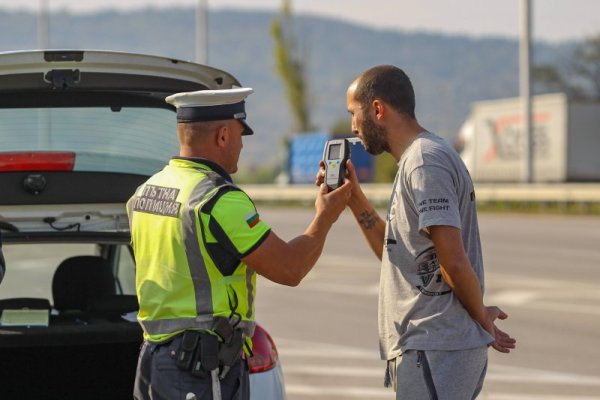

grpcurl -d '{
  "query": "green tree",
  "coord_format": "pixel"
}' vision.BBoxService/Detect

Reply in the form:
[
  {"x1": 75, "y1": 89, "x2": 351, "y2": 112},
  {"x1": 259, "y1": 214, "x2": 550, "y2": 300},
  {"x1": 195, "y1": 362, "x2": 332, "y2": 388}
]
[
  {"x1": 329, "y1": 118, "x2": 351, "y2": 137},
  {"x1": 534, "y1": 34, "x2": 600, "y2": 100},
  {"x1": 270, "y1": 0, "x2": 312, "y2": 133},
  {"x1": 571, "y1": 35, "x2": 600, "y2": 99},
  {"x1": 373, "y1": 153, "x2": 398, "y2": 183}
]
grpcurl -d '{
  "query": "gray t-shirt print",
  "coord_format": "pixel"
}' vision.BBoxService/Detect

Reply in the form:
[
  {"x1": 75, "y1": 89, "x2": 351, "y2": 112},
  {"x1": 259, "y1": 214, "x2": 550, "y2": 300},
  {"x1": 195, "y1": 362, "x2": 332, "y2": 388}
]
[{"x1": 378, "y1": 132, "x2": 493, "y2": 360}]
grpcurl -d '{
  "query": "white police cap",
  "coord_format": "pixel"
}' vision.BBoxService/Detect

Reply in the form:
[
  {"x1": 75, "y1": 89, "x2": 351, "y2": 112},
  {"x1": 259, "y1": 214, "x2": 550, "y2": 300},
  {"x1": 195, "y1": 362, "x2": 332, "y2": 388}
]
[{"x1": 165, "y1": 87, "x2": 254, "y2": 135}]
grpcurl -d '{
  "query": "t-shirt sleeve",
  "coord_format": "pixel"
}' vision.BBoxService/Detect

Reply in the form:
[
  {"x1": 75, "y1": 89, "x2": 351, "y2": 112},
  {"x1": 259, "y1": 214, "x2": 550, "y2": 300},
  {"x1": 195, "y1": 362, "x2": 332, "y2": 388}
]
[
  {"x1": 408, "y1": 165, "x2": 461, "y2": 234},
  {"x1": 209, "y1": 190, "x2": 271, "y2": 257}
]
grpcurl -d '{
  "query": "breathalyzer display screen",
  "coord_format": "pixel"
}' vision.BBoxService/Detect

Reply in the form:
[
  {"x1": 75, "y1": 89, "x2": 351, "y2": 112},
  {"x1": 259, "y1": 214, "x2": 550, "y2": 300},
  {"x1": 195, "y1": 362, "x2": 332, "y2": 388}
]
[{"x1": 328, "y1": 144, "x2": 342, "y2": 160}]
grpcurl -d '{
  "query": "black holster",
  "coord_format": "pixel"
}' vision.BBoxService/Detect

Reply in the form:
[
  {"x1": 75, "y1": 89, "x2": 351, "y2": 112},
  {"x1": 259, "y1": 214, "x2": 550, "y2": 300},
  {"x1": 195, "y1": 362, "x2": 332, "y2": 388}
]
[{"x1": 175, "y1": 328, "x2": 245, "y2": 380}]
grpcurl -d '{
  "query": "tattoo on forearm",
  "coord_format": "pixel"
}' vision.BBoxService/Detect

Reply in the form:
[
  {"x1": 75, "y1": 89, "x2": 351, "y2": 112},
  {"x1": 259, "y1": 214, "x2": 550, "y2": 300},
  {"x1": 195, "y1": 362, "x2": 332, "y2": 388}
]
[{"x1": 358, "y1": 210, "x2": 377, "y2": 230}]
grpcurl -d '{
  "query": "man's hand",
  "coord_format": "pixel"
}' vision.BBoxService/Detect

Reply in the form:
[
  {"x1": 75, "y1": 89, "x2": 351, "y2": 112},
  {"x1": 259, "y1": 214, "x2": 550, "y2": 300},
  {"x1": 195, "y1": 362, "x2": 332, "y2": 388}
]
[
  {"x1": 314, "y1": 176, "x2": 352, "y2": 225},
  {"x1": 316, "y1": 159, "x2": 363, "y2": 207},
  {"x1": 482, "y1": 306, "x2": 517, "y2": 353}
]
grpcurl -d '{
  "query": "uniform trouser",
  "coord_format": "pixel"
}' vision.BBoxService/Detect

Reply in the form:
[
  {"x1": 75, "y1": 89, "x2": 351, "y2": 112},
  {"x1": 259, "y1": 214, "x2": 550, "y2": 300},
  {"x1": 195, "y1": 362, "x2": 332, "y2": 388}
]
[
  {"x1": 392, "y1": 347, "x2": 488, "y2": 400},
  {"x1": 133, "y1": 335, "x2": 250, "y2": 400}
]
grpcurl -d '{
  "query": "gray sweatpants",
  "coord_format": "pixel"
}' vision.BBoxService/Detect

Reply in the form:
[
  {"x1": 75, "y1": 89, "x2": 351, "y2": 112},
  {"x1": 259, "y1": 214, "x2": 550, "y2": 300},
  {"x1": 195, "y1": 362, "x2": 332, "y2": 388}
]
[{"x1": 392, "y1": 347, "x2": 488, "y2": 400}]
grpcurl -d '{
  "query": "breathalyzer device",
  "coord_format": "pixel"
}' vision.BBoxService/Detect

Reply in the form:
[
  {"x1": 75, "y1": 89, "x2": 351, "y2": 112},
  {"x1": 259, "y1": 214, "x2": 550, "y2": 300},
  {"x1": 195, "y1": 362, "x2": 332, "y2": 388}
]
[{"x1": 322, "y1": 138, "x2": 351, "y2": 191}]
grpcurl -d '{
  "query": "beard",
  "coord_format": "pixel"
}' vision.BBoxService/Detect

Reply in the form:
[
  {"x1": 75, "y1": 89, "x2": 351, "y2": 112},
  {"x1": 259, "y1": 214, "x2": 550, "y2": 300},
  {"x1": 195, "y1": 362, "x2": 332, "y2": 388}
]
[{"x1": 361, "y1": 117, "x2": 390, "y2": 155}]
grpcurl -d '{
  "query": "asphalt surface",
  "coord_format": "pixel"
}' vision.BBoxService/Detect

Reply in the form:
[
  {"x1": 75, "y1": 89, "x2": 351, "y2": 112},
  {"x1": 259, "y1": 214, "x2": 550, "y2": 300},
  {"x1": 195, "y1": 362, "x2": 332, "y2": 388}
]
[{"x1": 255, "y1": 207, "x2": 600, "y2": 400}]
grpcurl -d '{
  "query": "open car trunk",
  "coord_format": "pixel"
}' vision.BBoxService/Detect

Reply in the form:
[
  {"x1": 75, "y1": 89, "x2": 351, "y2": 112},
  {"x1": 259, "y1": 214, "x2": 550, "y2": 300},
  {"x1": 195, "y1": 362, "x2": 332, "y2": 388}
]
[
  {"x1": 0, "y1": 235, "x2": 142, "y2": 399},
  {"x1": 0, "y1": 317, "x2": 142, "y2": 399}
]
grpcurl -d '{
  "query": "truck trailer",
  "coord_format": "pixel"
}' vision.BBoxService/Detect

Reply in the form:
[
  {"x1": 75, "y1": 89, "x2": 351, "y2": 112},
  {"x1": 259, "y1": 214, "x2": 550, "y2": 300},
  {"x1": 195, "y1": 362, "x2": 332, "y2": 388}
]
[{"x1": 457, "y1": 93, "x2": 600, "y2": 182}]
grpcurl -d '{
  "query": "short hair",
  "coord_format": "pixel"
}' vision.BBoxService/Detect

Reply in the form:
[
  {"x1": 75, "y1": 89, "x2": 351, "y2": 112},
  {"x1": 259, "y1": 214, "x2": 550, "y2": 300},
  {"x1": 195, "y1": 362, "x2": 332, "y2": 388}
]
[
  {"x1": 353, "y1": 65, "x2": 416, "y2": 118},
  {"x1": 179, "y1": 120, "x2": 222, "y2": 135}
]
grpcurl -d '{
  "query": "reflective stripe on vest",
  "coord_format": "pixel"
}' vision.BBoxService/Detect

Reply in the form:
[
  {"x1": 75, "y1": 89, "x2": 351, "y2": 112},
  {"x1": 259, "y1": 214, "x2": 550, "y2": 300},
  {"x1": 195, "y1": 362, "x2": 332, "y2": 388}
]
[
  {"x1": 138, "y1": 318, "x2": 255, "y2": 337},
  {"x1": 128, "y1": 170, "x2": 256, "y2": 339}
]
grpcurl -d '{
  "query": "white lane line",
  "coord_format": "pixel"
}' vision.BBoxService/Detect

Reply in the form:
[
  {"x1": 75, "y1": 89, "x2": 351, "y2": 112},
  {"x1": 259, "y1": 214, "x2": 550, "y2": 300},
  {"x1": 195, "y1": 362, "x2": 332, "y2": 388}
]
[
  {"x1": 282, "y1": 363, "x2": 600, "y2": 387},
  {"x1": 276, "y1": 338, "x2": 378, "y2": 360},
  {"x1": 316, "y1": 255, "x2": 378, "y2": 268},
  {"x1": 296, "y1": 282, "x2": 379, "y2": 296},
  {"x1": 516, "y1": 300, "x2": 600, "y2": 315},
  {"x1": 481, "y1": 395, "x2": 600, "y2": 400},
  {"x1": 489, "y1": 364, "x2": 600, "y2": 387},
  {"x1": 485, "y1": 290, "x2": 538, "y2": 305},
  {"x1": 277, "y1": 340, "x2": 600, "y2": 388},
  {"x1": 487, "y1": 272, "x2": 600, "y2": 291},
  {"x1": 280, "y1": 348, "x2": 378, "y2": 360},
  {"x1": 286, "y1": 384, "x2": 391, "y2": 398},
  {"x1": 284, "y1": 365, "x2": 382, "y2": 378},
  {"x1": 486, "y1": 289, "x2": 600, "y2": 315},
  {"x1": 286, "y1": 385, "x2": 600, "y2": 399},
  {"x1": 258, "y1": 276, "x2": 379, "y2": 297}
]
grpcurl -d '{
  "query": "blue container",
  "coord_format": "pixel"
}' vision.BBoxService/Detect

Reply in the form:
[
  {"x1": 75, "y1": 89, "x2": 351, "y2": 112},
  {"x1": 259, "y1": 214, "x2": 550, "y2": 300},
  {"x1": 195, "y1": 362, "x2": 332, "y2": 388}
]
[{"x1": 288, "y1": 132, "x2": 373, "y2": 184}]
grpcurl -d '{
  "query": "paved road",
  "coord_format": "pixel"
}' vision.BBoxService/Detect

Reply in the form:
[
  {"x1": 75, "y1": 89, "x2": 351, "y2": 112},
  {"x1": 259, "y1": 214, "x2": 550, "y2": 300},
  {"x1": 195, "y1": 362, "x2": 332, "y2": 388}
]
[{"x1": 255, "y1": 207, "x2": 600, "y2": 400}]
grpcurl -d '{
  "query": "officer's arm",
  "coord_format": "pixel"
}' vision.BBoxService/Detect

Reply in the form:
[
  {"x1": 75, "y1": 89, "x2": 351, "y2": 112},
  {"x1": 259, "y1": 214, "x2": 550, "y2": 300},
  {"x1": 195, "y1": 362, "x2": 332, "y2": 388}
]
[{"x1": 243, "y1": 182, "x2": 351, "y2": 287}]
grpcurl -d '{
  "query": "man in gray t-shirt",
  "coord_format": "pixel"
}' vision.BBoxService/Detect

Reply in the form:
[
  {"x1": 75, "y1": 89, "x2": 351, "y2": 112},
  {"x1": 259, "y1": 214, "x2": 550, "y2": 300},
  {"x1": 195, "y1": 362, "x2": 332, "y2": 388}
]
[
  {"x1": 320, "y1": 65, "x2": 516, "y2": 399},
  {"x1": 380, "y1": 131, "x2": 493, "y2": 360}
]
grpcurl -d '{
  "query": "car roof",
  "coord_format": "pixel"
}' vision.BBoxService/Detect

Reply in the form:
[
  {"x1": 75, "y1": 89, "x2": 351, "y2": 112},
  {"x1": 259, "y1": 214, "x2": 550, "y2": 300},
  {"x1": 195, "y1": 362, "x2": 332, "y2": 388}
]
[{"x1": 0, "y1": 49, "x2": 241, "y2": 109}]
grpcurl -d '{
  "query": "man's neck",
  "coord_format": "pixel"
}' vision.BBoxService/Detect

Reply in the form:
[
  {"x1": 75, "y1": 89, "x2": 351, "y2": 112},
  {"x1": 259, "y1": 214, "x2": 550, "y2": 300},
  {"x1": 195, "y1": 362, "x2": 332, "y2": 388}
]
[{"x1": 390, "y1": 123, "x2": 427, "y2": 161}]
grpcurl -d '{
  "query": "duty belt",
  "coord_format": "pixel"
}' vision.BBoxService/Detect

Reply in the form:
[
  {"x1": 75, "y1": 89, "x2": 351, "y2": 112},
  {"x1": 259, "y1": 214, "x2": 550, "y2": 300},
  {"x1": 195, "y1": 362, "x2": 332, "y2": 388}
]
[{"x1": 175, "y1": 317, "x2": 247, "y2": 400}]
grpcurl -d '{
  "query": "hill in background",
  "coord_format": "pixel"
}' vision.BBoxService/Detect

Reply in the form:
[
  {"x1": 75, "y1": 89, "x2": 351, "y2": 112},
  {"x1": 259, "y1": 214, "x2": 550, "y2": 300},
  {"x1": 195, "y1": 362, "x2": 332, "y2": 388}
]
[{"x1": 0, "y1": 7, "x2": 575, "y2": 169}]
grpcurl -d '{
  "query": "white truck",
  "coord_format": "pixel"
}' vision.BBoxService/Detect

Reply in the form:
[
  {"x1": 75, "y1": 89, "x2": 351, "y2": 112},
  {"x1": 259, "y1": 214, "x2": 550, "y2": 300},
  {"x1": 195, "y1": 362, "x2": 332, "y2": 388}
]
[{"x1": 456, "y1": 93, "x2": 600, "y2": 182}]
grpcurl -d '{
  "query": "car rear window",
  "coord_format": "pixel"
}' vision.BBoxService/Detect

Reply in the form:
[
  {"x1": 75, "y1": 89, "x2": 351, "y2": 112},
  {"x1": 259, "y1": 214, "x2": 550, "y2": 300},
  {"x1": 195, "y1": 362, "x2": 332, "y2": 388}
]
[
  {"x1": 0, "y1": 243, "x2": 97, "y2": 300},
  {"x1": 0, "y1": 107, "x2": 178, "y2": 176},
  {"x1": 0, "y1": 242, "x2": 136, "y2": 301}
]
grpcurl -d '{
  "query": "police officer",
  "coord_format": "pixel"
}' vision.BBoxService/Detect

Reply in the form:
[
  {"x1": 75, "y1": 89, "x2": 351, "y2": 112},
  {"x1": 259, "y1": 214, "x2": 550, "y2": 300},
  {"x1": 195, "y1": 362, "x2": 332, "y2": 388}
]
[{"x1": 128, "y1": 87, "x2": 351, "y2": 400}]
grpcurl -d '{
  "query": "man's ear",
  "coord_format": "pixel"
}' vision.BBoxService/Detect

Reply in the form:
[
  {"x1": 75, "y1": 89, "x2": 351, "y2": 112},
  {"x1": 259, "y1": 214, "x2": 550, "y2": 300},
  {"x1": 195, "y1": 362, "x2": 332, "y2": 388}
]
[
  {"x1": 215, "y1": 124, "x2": 229, "y2": 148},
  {"x1": 372, "y1": 99, "x2": 385, "y2": 121}
]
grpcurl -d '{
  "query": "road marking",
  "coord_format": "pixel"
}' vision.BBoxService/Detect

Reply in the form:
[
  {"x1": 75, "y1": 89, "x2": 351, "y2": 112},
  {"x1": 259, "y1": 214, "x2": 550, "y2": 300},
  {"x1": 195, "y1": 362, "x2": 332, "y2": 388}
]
[
  {"x1": 277, "y1": 339, "x2": 600, "y2": 387},
  {"x1": 282, "y1": 363, "x2": 600, "y2": 387},
  {"x1": 316, "y1": 254, "x2": 378, "y2": 268},
  {"x1": 487, "y1": 272, "x2": 600, "y2": 291},
  {"x1": 286, "y1": 385, "x2": 600, "y2": 399},
  {"x1": 277, "y1": 338, "x2": 378, "y2": 360},
  {"x1": 481, "y1": 395, "x2": 600, "y2": 400},
  {"x1": 286, "y1": 384, "x2": 391, "y2": 398},
  {"x1": 284, "y1": 365, "x2": 382, "y2": 377},
  {"x1": 488, "y1": 364, "x2": 600, "y2": 387},
  {"x1": 485, "y1": 290, "x2": 538, "y2": 305},
  {"x1": 296, "y1": 282, "x2": 379, "y2": 296},
  {"x1": 486, "y1": 289, "x2": 600, "y2": 315}
]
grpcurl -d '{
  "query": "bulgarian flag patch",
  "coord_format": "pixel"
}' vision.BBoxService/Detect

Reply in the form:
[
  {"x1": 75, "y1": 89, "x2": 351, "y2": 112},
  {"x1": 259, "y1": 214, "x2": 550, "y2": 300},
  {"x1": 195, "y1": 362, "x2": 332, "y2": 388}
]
[{"x1": 245, "y1": 211, "x2": 260, "y2": 228}]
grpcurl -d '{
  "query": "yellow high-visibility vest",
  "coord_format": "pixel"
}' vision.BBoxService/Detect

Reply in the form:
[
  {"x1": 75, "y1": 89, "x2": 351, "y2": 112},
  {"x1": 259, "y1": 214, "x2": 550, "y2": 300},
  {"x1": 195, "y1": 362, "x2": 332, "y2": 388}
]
[{"x1": 127, "y1": 158, "x2": 269, "y2": 343}]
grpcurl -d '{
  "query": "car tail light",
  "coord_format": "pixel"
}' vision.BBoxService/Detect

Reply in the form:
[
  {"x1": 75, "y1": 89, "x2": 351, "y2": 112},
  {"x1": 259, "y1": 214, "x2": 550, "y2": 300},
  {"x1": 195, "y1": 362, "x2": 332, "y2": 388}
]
[
  {"x1": 248, "y1": 324, "x2": 279, "y2": 373},
  {"x1": 0, "y1": 152, "x2": 75, "y2": 171}
]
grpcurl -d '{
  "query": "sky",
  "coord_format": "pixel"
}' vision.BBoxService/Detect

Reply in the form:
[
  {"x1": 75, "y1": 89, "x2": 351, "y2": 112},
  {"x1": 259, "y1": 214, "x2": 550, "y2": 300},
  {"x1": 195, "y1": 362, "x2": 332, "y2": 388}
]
[{"x1": 1, "y1": 0, "x2": 599, "y2": 43}]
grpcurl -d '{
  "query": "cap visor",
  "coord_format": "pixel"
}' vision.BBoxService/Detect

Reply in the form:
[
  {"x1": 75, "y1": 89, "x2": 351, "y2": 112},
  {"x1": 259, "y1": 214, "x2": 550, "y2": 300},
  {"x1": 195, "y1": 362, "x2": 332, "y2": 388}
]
[{"x1": 240, "y1": 119, "x2": 254, "y2": 136}]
